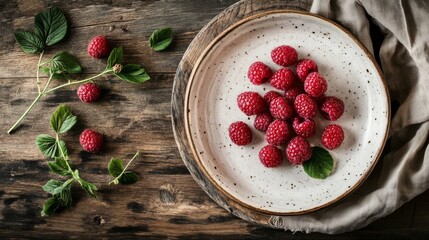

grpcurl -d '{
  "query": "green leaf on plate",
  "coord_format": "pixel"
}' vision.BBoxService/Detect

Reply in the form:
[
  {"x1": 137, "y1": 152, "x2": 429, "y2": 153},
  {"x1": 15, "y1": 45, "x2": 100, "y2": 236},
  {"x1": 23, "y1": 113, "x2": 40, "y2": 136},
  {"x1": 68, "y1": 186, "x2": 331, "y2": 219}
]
[
  {"x1": 34, "y1": 7, "x2": 68, "y2": 46},
  {"x1": 50, "y1": 105, "x2": 77, "y2": 134},
  {"x1": 14, "y1": 31, "x2": 45, "y2": 53},
  {"x1": 149, "y1": 27, "x2": 173, "y2": 51},
  {"x1": 303, "y1": 146, "x2": 334, "y2": 179}
]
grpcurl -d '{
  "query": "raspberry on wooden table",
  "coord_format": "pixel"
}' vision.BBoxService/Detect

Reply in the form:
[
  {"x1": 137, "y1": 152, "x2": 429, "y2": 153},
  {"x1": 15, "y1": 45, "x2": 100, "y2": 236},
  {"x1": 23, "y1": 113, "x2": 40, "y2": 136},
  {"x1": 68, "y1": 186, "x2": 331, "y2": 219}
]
[
  {"x1": 80, "y1": 129, "x2": 104, "y2": 153},
  {"x1": 77, "y1": 83, "x2": 101, "y2": 103},
  {"x1": 87, "y1": 35, "x2": 110, "y2": 59}
]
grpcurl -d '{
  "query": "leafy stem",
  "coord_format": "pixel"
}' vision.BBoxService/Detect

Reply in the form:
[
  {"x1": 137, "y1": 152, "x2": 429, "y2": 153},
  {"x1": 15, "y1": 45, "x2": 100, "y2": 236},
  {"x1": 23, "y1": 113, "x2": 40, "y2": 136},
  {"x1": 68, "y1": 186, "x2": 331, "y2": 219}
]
[
  {"x1": 108, "y1": 151, "x2": 139, "y2": 185},
  {"x1": 36, "y1": 51, "x2": 45, "y2": 93},
  {"x1": 45, "y1": 69, "x2": 112, "y2": 94}
]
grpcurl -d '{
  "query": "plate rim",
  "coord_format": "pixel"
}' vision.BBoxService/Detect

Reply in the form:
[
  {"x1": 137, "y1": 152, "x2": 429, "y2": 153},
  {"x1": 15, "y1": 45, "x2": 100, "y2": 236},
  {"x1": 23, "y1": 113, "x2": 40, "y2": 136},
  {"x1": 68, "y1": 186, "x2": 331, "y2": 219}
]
[{"x1": 183, "y1": 9, "x2": 391, "y2": 215}]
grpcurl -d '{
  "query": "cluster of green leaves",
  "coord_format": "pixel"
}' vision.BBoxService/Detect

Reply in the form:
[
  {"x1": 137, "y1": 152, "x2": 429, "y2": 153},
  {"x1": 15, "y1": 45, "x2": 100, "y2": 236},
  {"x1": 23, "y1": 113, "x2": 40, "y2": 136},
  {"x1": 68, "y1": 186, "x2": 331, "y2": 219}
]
[
  {"x1": 41, "y1": 51, "x2": 82, "y2": 79},
  {"x1": 36, "y1": 105, "x2": 97, "y2": 216},
  {"x1": 15, "y1": 7, "x2": 67, "y2": 53},
  {"x1": 149, "y1": 27, "x2": 173, "y2": 51},
  {"x1": 303, "y1": 147, "x2": 334, "y2": 179}
]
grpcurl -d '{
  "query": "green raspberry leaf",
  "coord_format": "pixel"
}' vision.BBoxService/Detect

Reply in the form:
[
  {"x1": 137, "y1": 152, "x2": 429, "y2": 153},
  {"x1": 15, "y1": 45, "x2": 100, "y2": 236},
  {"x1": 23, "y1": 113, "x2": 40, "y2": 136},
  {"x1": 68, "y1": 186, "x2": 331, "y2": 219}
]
[
  {"x1": 34, "y1": 7, "x2": 68, "y2": 46},
  {"x1": 118, "y1": 171, "x2": 138, "y2": 185},
  {"x1": 14, "y1": 31, "x2": 45, "y2": 53},
  {"x1": 42, "y1": 179, "x2": 64, "y2": 195},
  {"x1": 41, "y1": 197, "x2": 61, "y2": 217},
  {"x1": 108, "y1": 158, "x2": 124, "y2": 177},
  {"x1": 106, "y1": 47, "x2": 123, "y2": 69},
  {"x1": 50, "y1": 51, "x2": 82, "y2": 76},
  {"x1": 48, "y1": 157, "x2": 71, "y2": 176},
  {"x1": 77, "y1": 178, "x2": 97, "y2": 198},
  {"x1": 149, "y1": 27, "x2": 173, "y2": 51},
  {"x1": 36, "y1": 134, "x2": 57, "y2": 158},
  {"x1": 50, "y1": 105, "x2": 77, "y2": 134},
  {"x1": 303, "y1": 147, "x2": 334, "y2": 179},
  {"x1": 114, "y1": 64, "x2": 150, "y2": 83}
]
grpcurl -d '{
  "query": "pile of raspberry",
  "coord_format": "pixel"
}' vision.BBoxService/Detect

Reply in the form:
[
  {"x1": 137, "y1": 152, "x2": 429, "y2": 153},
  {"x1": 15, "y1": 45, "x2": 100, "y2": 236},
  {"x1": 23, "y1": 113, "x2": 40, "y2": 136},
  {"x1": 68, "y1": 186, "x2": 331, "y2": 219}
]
[{"x1": 228, "y1": 45, "x2": 345, "y2": 168}]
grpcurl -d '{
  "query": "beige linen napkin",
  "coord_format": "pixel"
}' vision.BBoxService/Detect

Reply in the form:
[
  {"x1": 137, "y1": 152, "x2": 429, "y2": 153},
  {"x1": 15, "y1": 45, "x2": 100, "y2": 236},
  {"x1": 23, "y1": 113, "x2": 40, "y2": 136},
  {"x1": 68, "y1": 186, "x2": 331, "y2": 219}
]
[{"x1": 269, "y1": 0, "x2": 429, "y2": 234}]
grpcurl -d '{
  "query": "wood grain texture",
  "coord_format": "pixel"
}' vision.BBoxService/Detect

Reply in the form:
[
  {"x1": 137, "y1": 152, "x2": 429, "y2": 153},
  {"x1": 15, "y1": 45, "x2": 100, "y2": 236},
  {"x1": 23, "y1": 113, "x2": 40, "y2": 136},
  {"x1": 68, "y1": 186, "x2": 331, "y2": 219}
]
[{"x1": 0, "y1": 0, "x2": 428, "y2": 239}]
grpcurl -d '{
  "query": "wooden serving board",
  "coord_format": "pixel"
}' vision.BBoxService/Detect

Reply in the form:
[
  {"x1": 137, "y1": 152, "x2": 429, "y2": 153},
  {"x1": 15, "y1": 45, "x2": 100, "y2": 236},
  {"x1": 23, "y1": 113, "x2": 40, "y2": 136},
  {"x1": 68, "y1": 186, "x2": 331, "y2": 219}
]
[{"x1": 172, "y1": 0, "x2": 313, "y2": 228}]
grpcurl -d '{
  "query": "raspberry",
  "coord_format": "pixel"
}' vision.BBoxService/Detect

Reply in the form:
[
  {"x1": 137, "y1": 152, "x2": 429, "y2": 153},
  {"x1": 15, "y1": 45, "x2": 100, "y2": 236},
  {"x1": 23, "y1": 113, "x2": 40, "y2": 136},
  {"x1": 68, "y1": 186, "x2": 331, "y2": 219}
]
[
  {"x1": 269, "y1": 97, "x2": 293, "y2": 120},
  {"x1": 321, "y1": 124, "x2": 344, "y2": 150},
  {"x1": 80, "y1": 129, "x2": 103, "y2": 153},
  {"x1": 263, "y1": 91, "x2": 282, "y2": 104},
  {"x1": 266, "y1": 119, "x2": 293, "y2": 146},
  {"x1": 247, "y1": 61, "x2": 272, "y2": 85},
  {"x1": 286, "y1": 136, "x2": 312, "y2": 165},
  {"x1": 259, "y1": 145, "x2": 283, "y2": 168},
  {"x1": 269, "y1": 68, "x2": 296, "y2": 91},
  {"x1": 271, "y1": 45, "x2": 298, "y2": 67},
  {"x1": 228, "y1": 121, "x2": 252, "y2": 146},
  {"x1": 77, "y1": 83, "x2": 101, "y2": 103},
  {"x1": 254, "y1": 113, "x2": 273, "y2": 132},
  {"x1": 284, "y1": 85, "x2": 304, "y2": 102},
  {"x1": 304, "y1": 72, "x2": 327, "y2": 97},
  {"x1": 292, "y1": 117, "x2": 316, "y2": 138},
  {"x1": 296, "y1": 59, "x2": 318, "y2": 81},
  {"x1": 294, "y1": 94, "x2": 317, "y2": 119},
  {"x1": 87, "y1": 35, "x2": 110, "y2": 59},
  {"x1": 237, "y1": 91, "x2": 267, "y2": 116},
  {"x1": 320, "y1": 96, "x2": 345, "y2": 121}
]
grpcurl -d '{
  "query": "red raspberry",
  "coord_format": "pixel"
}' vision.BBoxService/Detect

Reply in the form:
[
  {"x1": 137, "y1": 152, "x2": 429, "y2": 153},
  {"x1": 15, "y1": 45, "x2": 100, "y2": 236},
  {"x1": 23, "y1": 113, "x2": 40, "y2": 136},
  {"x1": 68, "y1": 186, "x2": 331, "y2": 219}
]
[
  {"x1": 269, "y1": 68, "x2": 296, "y2": 91},
  {"x1": 269, "y1": 97, "x2": 293, "y2": 120},
  {"x1": 264, "y1": 91, "x2": 282, "y2": 104},
  {"x1": 237, "y1": 92, "x2": 267, "y2": 116},
  {"x1": 254, "y1": 113, "x2": 273, "y2": 132},
  {"x1": 77, "y1": 83, "x2": 101, "y2": 103},
  {"x1": 292, "y1": 117, "x2": 316, "y2": 138},
  {"x1": 321, "y1": 124, "x2": 344, "y2": 150},
  {"x1": 80, "y1": 129, "x2": 103, "y2": 153},
  {"x1": 271, "y1": 45, "x2": 298, "y2": 67},
  {"x1": 320, "y1": 96, "x2": 345, "y2": 121},
  {"x1": 284, "y1": 86, "x2": 304, "y2": 102},
  {"x1": 266, "y1": 120, "x2": 293, "y2": 146},
  {"x1": 294, "y1": 94, "x2": 317, "y2": 119},
  {"x1": 259, "y1": 145, "x2": 283, "y2": 168},
  {"x1": 87, "y1": 35, "x2": 110, "y2": 59},
  {"x1": 296, "y1": 59, "x2": 318, "y2": 81},
  {"x1": 228, "y1": 121, "x2": 252, "y2": 146},
  {"x1": 247, "y1": 61, "x2": 272, "y2": 85},
  {"x1": 286, "y1": 136, "x2": 312, "y2": 165},
  {"x1": 304, "y1": 72, "x2": 327, "y2": 97}
]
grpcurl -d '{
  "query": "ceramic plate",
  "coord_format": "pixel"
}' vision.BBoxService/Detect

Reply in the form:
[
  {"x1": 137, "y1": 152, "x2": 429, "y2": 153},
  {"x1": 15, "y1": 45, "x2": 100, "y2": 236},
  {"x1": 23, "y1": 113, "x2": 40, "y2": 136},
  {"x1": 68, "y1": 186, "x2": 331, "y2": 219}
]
[{"x1": 184, "y1": 11, "x2": 389, "y2": 215}]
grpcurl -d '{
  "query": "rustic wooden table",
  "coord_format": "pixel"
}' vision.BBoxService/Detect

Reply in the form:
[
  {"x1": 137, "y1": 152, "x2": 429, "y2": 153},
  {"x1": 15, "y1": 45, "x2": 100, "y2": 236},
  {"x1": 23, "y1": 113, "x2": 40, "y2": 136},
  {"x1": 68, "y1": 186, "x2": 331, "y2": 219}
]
[{"x1": 0, "y1": 0, "x2": 428, "y2": 239}]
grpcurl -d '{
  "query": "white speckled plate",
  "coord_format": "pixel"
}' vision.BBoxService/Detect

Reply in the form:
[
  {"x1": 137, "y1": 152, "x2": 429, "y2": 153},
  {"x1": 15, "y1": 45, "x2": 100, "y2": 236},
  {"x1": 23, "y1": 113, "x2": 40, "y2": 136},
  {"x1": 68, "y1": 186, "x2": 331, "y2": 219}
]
[{"x1": 184, "y1": 11, "x2": 389, "y2": 215}]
